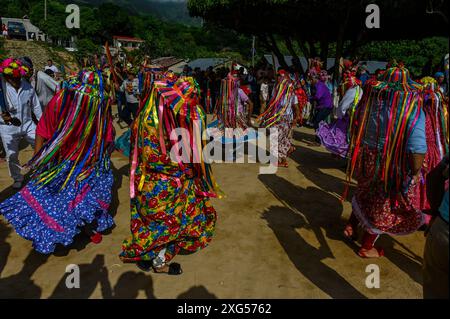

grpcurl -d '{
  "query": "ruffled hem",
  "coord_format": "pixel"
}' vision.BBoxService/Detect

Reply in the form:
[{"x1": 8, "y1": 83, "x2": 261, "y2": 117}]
[
  {"x1": 352, "y1": 196, "x2": 425, "y2": 236},
  {"x1": 0, "y1": 169, "x2": 115, "y2": 254},
  {"x1": 317, "y1": 120, "x2": 349, "y2": 158}
]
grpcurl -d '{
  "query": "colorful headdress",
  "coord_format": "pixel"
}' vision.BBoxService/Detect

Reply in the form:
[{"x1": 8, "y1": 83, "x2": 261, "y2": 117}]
[
  {"x1": 340, "y1": 69, "x2": 362, "y2": 96},
  {"x1": 0, "y1": 58, "x2": 29, "y2": 78},
  {"x1": 27, "y1": 70, "x2": 113, "y2": 190},
  {"x1": 345, "y1": 66, "x2": 424, "y2": 197},
  {"x1": 215, "y1": 74, "x2": 246, "y2": 129},
  {"x1": 132, "y1": 75, "x2": 220, "y2": 198},
  {"x1": 310, "y1": 57, "x2": 323, "y2": 73}
]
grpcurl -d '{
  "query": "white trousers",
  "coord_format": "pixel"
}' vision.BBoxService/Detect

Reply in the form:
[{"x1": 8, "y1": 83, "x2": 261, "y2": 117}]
[{"x1": 0, "y1": 123, "x2": 36, "y2": 183}]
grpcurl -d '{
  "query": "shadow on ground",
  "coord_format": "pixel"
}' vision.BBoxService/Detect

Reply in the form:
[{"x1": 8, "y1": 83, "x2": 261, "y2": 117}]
[
  {"x1": 177, "y1": 286, "x2": 218, "y2": 299},
  {"x1": 261, "y1": 204, "x2": 366, "y2": 299},
  {"x1": 0, "y1": 249, "x2": 49, "y2": 298},
  {"x1": 49, "y1": 255, "x2": 155, "y2": 299},
  {"x1": 290, "y1": 132, "x2": 423, "y2": 286}
]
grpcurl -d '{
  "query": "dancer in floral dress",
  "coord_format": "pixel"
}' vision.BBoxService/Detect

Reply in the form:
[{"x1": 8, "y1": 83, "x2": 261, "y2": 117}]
[
  {"x1": 258, "y1": 70, "x2": 303, "y2": 168},
  {"x1": 120, "y1": 75, "x2": 220, "y2": 275}
]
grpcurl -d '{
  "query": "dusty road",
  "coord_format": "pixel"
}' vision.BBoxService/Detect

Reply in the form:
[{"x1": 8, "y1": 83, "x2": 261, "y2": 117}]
[{"x1": 0, "y1": 121, "x2": 425, "y2": 299}]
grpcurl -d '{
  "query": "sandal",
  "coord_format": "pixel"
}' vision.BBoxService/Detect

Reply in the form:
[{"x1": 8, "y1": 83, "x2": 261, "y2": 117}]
[
  {"x1": 358, "y1": 247, "x2": 385, "y2": 259},
  {"x1": 153, "y1": 262, "x2": 183, "y2": 276},
  {"x1": 276, "y1": 161, "x2": 289, "y2": 168}
]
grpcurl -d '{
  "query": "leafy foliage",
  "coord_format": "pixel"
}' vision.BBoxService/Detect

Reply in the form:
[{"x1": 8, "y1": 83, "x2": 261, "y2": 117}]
[{"x1": 1, "y1": 0, "x2": 253, "y2": 63}]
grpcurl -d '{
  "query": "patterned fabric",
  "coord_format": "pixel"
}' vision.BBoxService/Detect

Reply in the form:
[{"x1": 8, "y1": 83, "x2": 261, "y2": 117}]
[
  {"x1": 415, "y1": 114, "x2": 443, "y2": 214},
  {"x1": 270, "y1": 115, "x2": 293, "y2": 161},
  {"x1": 120, "y1": 80, "x2": 217, "y2": 264},
  {"x1": 317, "y1": 116, "x2": 350, "y2": 158},
  {"x1": 0, "y1": 164, "x2": 114, "y2": 254},
  {"x1": 352, "y1": 147, "x2": 424, "y2": 235}
]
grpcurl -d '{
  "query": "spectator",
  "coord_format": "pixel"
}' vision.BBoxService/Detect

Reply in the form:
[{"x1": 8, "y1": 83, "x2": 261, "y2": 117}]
[
  {"x1": 310, "y1": 72, "x2": 333, "y2": 130},
  {"x1": 119, "y1": 69, "x2": 140, "y2": 126},
  {"x1": 423, "y1": 154, "x2": 449, "y2": 299},
  {"x1": 0, "y1": 58, "x2": 42, "y2": 189},
  {"x1": 259, "y1": 77, "x2": 269, "y2": 115},
  {"x1": 45, "y1": 59, "x2": 59, "y2": 74},
  {"x1": 1, "y1": 24, "x2": 7, "y2": 38},
  {"x1": 358, "y1": 64, "x2": 370, "y2": 86}
]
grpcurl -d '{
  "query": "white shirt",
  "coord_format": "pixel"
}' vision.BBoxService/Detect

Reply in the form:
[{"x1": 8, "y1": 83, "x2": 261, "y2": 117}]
[
  {"x1": 336, "y1": 86, "x2": 363, "y2": 119},
  {"x1": 45, "y1": 65, "x2": 59, "y2": 74},
  {"x1": 120, "y1": 78, "x2": 140, "y2": 104},
  {"x1": 35, "y1": 71, "x2": 59, "y2": 110},
  {"x1": 260, "y1": 83, "x2": 269, "y2": 101},
  {"x1": 0, "y1": 79, "x2": 42, "y2": 132},
  {"x1": 284, "y1": 94, "x2": 298, "y2": 121}
]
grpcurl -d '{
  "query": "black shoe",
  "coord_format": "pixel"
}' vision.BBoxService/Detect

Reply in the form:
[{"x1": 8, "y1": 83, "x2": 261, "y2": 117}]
[{"x1": 136, "y1": 260, "x2": 153, "y2": 272}]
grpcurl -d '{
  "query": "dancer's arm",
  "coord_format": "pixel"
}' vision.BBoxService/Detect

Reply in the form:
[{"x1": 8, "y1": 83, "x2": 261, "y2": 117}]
[{"x1": 407, "y1": 109, "x2": 427, "y2": 179}]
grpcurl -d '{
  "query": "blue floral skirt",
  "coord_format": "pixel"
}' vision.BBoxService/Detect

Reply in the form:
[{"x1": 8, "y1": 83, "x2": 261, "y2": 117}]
[{"x1": 0, "y1": 163, "x2": 114, "y2": 254}]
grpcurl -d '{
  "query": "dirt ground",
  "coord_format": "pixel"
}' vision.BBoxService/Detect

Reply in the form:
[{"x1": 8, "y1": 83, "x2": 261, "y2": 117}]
[{"x1": 0, "y1": 118, "x2": 425, "y2": 299}]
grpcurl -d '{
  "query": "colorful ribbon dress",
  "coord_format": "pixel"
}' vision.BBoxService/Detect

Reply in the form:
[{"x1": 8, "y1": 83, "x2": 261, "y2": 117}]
[
  {"x1": 120, "y1": 76, "x2": 220, "y2": 264},
  {"x1": 346, "y1": 67, "x2": 427, "y2": 235},
  {"x1": 0, "y1": 70, "x2": 115, "y2": 254}
]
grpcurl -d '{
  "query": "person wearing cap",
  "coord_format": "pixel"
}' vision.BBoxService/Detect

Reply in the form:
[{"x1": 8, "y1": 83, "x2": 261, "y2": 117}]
[
  {"x1": 0, "y1": 58, "x2": 42, "y2": 189},
  {"x1": 119, "y1": 67, "x2": 140, "y2": 126}
]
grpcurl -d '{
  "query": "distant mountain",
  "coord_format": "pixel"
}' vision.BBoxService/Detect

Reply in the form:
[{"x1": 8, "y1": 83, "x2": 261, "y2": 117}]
[{"x1": 70, "y1": 0, "x2": 201, "y2": 26}]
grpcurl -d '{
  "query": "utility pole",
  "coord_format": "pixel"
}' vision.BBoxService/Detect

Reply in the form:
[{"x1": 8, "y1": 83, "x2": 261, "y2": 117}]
[
  {"x1": 44, "y1": 0, "x2": 47, "y2": 21},
  {"x1": 252, "y1": 36, "x2": 256, "y2": 68}
]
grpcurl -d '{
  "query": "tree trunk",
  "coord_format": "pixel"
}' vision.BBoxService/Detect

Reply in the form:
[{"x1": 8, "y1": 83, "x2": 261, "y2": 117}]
[
  {"x1": 307, "y1": 39, "x2": 319, "y2": 58},
  {"x1": 265, "y1": 34, "x2": 289, "y2": 70},
  {"x1": 284, "y1": 36, "x2": 304, "y2": 74},
  {"x1": 296, "y1": 39, "x2": 310, "y2": 61},
  {"x1": 343, "y1": 30, "x2": 367, "y2": 59},
  {"x1": 333, "y1": 6, "x2": 351, "y2": 85},
  {"x1": 320, "y1": 36, "x2": 329, "y2": 70}
]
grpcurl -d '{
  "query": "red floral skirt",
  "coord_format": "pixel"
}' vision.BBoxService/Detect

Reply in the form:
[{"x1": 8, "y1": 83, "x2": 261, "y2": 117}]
[{"x1": 352, "y1": 147, "x2": 424, "y2": 235}]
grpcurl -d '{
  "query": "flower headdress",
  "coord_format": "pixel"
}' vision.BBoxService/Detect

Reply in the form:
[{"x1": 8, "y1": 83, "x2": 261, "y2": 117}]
[{"x1": 0, "y1": 58, "x2": 29, "y2": 78}]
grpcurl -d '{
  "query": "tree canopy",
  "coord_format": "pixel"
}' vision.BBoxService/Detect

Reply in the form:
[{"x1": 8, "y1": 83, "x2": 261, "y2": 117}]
[{"x1": 188, "y1": 0, "x2": 449, "y2": 74}]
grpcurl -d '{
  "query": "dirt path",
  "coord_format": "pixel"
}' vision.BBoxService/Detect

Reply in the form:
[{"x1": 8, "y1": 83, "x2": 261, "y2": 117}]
[{"x1": 0, "y1": 121, "x2": 425, "y2": 299}]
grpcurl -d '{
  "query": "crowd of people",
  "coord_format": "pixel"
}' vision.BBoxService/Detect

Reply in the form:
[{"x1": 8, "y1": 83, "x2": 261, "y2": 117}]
[{"x1": 0, "y1": 51, "x2": 448, "y2": 298}]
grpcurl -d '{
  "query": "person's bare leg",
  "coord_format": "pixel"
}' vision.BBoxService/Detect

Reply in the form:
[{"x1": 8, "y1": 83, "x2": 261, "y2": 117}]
[{"x1": 358, "y1": 232, "x2": 384, "y2": 258}]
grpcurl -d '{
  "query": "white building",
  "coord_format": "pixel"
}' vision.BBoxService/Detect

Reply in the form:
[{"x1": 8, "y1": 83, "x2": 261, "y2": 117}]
[
  {"x1": 0, "y1": 17, "x2": 46, "y2": 41},
  {"x1": 113, "y1": 36, "x2": 144, "y2": 52}
]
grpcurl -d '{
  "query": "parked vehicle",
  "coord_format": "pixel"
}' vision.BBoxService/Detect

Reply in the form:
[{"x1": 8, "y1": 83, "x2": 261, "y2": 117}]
[{"x1": 7, "y1": 21, "x2": 26, "y2": 40}]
